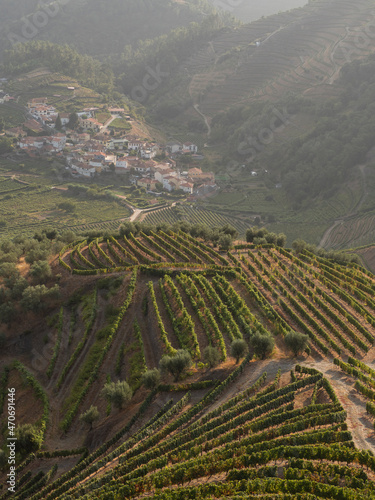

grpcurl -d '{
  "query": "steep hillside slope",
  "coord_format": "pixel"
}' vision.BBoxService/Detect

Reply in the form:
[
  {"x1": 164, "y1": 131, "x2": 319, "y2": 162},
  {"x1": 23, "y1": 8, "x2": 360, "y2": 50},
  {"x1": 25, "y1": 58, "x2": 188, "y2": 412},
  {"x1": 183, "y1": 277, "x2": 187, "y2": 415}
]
[
  {"x1": 0, "y1": 0, "x2": 217, "y2": 59},
  {"x1": 1, "y1": 227, "x2": 375, "y2": 498}
]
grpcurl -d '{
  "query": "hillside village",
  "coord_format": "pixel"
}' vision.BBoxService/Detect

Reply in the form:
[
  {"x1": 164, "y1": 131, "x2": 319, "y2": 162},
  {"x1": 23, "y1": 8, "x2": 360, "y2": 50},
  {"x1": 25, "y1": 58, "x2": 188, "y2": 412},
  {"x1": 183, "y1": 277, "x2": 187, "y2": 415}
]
[{"x1": 2, "y1": 96, "x2": 217, "y2": 197}]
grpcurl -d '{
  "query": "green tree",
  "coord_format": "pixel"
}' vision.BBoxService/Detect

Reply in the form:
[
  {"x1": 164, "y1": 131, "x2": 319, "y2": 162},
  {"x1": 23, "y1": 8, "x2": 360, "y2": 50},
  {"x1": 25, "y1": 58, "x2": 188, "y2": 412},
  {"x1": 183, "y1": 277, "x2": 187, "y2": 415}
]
[
  {"x1": 292, "y1": 239, "x2": 307, "y2": 254},
  {"x1": 29, "y1": 261, "x2": 52, "y2": 283},
  {"x1": 276, "y1": 233, "x2": 287, "y2": 247},
  {"x1": 79, "y1": 405, "x2": 100, "y2": 430},
  {"x1": 14, "y1": 424, "x2": 41, "y2": 455},
  {"x1": 55, "y1": 114, "x2": 63, "y2": 131},
  {"x1": 230, "y1": 339, "x2": 248, "y2": 364},
  {"x1": 0, "y1": 262, "x2": 19, "y2": 280},
  {"x1": 21, "y1": 285, "x2": 60, "y2": 311},
  {"x1": 0, "y1": 303, "x2": 16, "y2": 325},
  {"x1": 218, "y1": 233, "x2": 232, "y2": 251},
  {"x1": 68, "y1": 112, "x2": 79, "y2": 130},
  {"x1": 25, "y1": 247, "x2": 50, "y2": 264},
  {"x1": 101, "y1": 380, "x2": 133, "y2": 410},
  {"x1": 159, "y1": 349, "x2": 192, "y2": 381},
  {"x1": 285, "y1": 330, "x2": 309, "y2": 357},
  {"x1": 141, "y1": 368, "x2": 161, "y2": 390},
  {"x1": 203, "y1": 345, "x2": 221, "y2": 369},
  {"x1": 9, "y1": 277, "x2": 28, "y2": 300},
  {"x1": 250, "y1": 332, "x2": 274, "y2": 360},
  {"x1": 0, "y1": 137, "x2": 13, "y2": 154},
  {"x1": 58, "y1": 201, "x2": 77, "y2": 213}
]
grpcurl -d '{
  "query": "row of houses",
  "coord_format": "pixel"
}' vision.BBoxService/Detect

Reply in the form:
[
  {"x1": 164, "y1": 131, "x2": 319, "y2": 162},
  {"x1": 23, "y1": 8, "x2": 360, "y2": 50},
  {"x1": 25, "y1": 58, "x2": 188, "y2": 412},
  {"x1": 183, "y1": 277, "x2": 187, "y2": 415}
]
[
  {"x1": 166, "y1": 141, "x2": 198, "y2": 154},
  {"x1": 18, "y1": 133, "x2": 67, "y2": 154}
]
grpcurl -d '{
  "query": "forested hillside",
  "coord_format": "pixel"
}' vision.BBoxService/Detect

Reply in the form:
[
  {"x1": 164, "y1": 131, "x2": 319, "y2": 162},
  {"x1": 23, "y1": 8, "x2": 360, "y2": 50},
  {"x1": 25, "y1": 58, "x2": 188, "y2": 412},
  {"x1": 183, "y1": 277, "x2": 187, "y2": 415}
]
[
  {"x1": 0, "y1": 42, "x2": 115, "y2": 94},
  {"x1": 210, "y1": 54, "x2": 375, "y2": 203},
  {"x1": 0, "y1": 0, "x2": 218, "y2": 59}
]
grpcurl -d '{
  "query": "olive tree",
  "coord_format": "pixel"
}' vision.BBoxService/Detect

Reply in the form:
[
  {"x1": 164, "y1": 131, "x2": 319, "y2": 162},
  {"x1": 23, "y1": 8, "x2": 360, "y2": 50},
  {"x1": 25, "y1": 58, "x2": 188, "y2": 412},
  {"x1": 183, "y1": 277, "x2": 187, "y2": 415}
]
[
  {"x1": 159, "y1": 350, "x2": 192, "y2": 381},
  {"x1": 101, "y1": 380, "x2": 133, "y2": 410},
  {"x1": 230, "y1": 339, "x2": 248, "y2": 364}
]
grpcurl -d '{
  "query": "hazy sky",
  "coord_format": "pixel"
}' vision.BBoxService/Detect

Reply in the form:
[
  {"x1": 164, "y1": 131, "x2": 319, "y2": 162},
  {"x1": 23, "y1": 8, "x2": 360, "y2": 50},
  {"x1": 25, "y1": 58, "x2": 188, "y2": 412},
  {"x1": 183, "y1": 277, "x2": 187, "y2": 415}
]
[{"x1": 224, "y1": 0, "x2": 309, "y2": 23}]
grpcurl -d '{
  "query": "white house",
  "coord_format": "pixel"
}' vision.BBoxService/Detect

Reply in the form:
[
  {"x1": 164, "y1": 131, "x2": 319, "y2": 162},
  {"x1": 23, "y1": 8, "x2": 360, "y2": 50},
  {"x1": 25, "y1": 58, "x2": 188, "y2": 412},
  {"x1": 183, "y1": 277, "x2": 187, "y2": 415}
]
[
  {"x1": 163, "y1": 175, "x2": 176, "y2": 192},
  {"x1": 166, "y1": 141, "x2": 182, "y2": 154},
  {"x1": 47, "y1": 134, "x2": 66, "y2": 151},
  {"x1": 179, "y1": 182, "x2": 194, "y2": 194},
  {"x1": 79, "y1": 117, "x2": 103, "y2": 132},
  {"x1": 116, "y1": 157, "x2": 128, "y2": 169},
  {"x1": 19, "y1": 138, "x2": 38, "y2": 149},
  {"x1": 105, "y1": 155, "x2": 117, "y2": 166},
  {"x1": 140, "y1": 148, "x2": 157, "y2": 159},
  {"x1": 182, "y1": 142, "x2": 198, "y2": 153},
  {"x1": 88, "y1": 153, "x2": 106, "y2": 168},
  {"x1": 72, "y1": 163, "x2": 96, "y2": 178},
  {"x1": 30, "y1": 105, "x2": 58, "y2": 121},
  {"x1": 154, "y1": 168, "x2": 174, "y2": 184},
  {"x1": 59, "y1": 113, "x2": 70, "y2": 126},
  {"x1": 128, "y1": 140, "x2": 145, "y2": 151}
]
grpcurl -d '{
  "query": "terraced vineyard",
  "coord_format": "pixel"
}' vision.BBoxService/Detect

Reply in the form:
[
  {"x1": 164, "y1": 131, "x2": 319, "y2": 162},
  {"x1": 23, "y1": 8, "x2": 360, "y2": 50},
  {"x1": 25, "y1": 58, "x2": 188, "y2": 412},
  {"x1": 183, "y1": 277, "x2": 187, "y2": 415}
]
[
  {"x1": 324, "y1": 212, "x2": 375, "y2": 250},
  {"x1": 2, "y1": 231, "x2": 375, "y2": 498},
  {"x1": 61, "y1": 231, "x2": 375, "y2": 359},
  {"x1": 21, "y1": 366, "x2": 375, "y2": 500},
  {"x1": 142, "y1": 206, "x2": 250, "y2": 236},
  {"x1": 183, "y1": 0, "x2": 375, "y2": 118},
  {"x1": 0, "y1": 182, "x2": 131, "y2": 240}
]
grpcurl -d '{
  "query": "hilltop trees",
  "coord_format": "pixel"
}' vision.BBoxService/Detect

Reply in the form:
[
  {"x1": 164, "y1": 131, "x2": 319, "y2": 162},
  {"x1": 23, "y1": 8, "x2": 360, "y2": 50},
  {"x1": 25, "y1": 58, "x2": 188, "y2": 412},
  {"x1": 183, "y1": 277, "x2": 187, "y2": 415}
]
[
  {"x1": 1, "y1": 41, "x2": 114, "y2": 93},
  {"x1": 246, "y1": 227, "x2": 286, "y2": 247}
]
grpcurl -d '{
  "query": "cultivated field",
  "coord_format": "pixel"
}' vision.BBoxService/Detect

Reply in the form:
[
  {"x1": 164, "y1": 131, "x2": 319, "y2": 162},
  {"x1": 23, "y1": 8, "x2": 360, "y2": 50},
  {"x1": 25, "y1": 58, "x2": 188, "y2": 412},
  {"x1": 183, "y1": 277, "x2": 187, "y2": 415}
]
[{"x1": 2, "y1": 232, "x2": 375, "y2": 497}]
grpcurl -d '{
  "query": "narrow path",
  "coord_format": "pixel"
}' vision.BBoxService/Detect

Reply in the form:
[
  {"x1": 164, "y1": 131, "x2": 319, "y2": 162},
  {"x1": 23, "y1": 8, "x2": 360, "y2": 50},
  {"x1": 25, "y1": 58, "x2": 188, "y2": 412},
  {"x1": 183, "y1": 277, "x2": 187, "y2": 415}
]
[
  {"x1": 209, "y1": 355, "x2": 375, "y2": 456},
  {"x1": 193, "y1": 104, "x2": 211, "y2": 137},
  {"x1": 328, "y1": 27, "x2": 352, "y2": 84},
  {"x1": 101, "y1": 114, "x2": 119, "y2": 132},
  {"x1": 302, "y1": 359, "x2": 375, "y2": 453}
]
